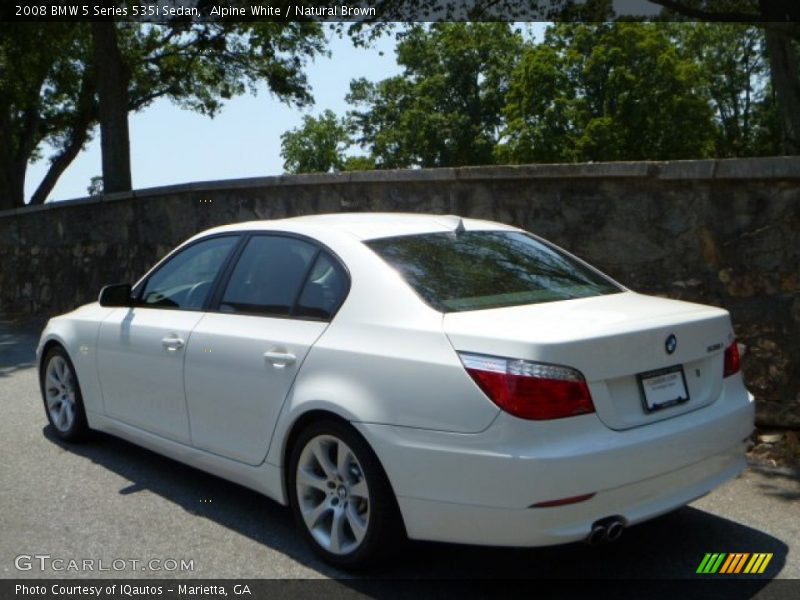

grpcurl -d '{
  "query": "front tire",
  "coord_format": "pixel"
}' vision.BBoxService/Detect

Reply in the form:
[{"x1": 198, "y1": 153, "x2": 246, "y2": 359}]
[
  {"x1": 288, "y1": 419, "x2": 402, "y2": 569},
  {"x1": 40, "y1": 346, "x2": 89, "y2": 442}
]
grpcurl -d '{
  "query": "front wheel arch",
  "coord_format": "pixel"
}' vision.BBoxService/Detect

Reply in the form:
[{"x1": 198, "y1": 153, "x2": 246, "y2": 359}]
[
  {"x1": 39, "y1": 343, "x2": 90, "y2": 442},
  {"x1": 38, "y1": 338, "x2": 70, "y2": 396}
]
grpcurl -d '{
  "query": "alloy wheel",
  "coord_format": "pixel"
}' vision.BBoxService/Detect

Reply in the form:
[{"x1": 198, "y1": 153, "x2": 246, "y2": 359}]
[
  {"x1": 295, "y1": 434, "x2": 371, "y2": 555},
  {"x1": 44, "y1": 355, "x2": 77, "y2": 432}
]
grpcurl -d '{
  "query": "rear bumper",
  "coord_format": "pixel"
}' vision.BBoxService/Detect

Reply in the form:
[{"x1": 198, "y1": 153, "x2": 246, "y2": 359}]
[
  {"x1": 355, "y1": 375, "x2": 753, "y2": 546},
  {"x1": 397, "y1": 442, "x2": 745, "y2": 546}
]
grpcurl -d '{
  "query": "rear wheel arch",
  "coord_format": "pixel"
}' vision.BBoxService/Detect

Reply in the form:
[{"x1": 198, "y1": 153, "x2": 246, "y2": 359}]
[
  {"x1": 283, "y1": 412, "x2": 407, "y2": 567},
  {"x1": 282, "y1": 410, "x2": 363, "y2": 495},
  {"x1": 281, "y1": 410, "x2": 404, "y2": 506},
  {"x1": 283, "y1": 410, "x2": 347, "y2": 463}
]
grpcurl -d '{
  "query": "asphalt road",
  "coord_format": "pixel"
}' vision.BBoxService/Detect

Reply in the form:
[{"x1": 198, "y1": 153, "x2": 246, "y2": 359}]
[{"x1": 1, "y1": 321, "x2": 798, "y2": 590}]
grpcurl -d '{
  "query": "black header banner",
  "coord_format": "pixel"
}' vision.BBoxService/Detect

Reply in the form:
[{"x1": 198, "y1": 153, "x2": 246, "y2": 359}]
[
  {"x1": 4, "y1": 579, "x2": 800, "y2": 600},
  {"x1": 3, "y1": 0, "x2": 800, "y2": 23}
]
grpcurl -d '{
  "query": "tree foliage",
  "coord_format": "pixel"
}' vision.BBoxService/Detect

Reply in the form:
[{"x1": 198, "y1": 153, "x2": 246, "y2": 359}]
[
  {"x1": 677, "y1": 22, "x2": 779, "y2": 157},
  {"x1": 500, "y1": 23, "x2": 717, "y2": 163},
  {"x1": 647, "y1": 0, "x2": 800, "y2": 153},
  {"x1": 0, "y1": 24, "x2": 95, "y2": 210},
  {"x1": 346, "y1": 23, "x2": 526, "y2": 168},
  {"x1": 0, "y1": 21, "x2": 326, "y2": 209},
  {"x1": 351, "y1": 0, "x2": 800, "y2": 155},
  {"x1": 281, "y1": 110, "x2": 350, "y2": 173},
  {"x1": 284, "y1": 21, "x2": 783, "y2": 173}
]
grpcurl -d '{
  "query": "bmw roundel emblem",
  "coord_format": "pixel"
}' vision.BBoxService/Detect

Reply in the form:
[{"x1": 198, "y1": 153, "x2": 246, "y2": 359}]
[{"x1": 665, "y1": 334, "x2": 677, "y2": 355}]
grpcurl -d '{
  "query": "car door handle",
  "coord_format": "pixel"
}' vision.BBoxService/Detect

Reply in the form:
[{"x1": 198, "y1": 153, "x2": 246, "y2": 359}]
[
  {"x1": 161, "y1": 335, "x2": 185, "y2": 352},
  {"x1": 264, "y1": 350, "x2": 296, "y2": 368}
]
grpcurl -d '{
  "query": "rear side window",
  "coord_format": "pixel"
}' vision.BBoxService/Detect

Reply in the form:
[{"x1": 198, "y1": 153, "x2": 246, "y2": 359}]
[
  {"x1": 220, "y1": 236, "x2": 317, "y2": 316},
  {"x1": 366, "y1": 231, "x2": 621, "y2": 312},
  {"x1": 218, "y1": 235, "x2": 349, "y2": 320},
  {"x1": 295, "y1": 252, "x2": 349, "y2": 320}
]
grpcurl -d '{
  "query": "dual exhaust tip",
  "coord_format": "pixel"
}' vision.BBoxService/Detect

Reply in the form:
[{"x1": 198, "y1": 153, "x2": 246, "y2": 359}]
[{"x1": 586, "y1": 517, "x2": 625, "y2": 545}]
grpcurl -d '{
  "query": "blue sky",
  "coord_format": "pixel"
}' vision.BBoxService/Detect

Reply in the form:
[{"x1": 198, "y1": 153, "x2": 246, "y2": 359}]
[{"x1": 24, "y1": 29, "x2": 402, "y2": 203}]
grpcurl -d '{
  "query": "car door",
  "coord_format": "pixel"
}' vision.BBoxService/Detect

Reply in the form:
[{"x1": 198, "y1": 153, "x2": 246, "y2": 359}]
[
  {"x1": 183, "y1": 234, "x2": 349, "y2": 465},
  {"x1": 97, "y1": 235, "x2": 240, "y2": 443}
]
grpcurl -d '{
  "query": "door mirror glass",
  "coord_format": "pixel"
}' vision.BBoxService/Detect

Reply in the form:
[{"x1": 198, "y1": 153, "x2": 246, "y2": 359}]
[{"x1": 99, "y1": 284, "x2": 132, "y2": 307}]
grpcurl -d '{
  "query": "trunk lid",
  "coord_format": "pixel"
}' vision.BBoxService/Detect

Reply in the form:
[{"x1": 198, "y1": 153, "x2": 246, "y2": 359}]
[{"x1": 443, "y1": 291, "x2": 734, "y2": 430}]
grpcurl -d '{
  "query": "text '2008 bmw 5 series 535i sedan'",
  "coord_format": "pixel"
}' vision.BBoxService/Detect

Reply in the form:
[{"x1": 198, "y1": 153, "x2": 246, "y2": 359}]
[{"x1": 37, "y1": 213, "x2": 754, "y2": 568}]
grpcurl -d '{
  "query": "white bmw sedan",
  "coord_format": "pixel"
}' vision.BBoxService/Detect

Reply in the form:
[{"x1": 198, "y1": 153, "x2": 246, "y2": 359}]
[{"x1": 37, "y1": 213, "x2": 754, "y2": 568}]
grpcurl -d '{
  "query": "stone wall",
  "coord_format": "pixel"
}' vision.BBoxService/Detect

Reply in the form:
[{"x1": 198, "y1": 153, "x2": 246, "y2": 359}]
[{"x1": 1, "y1": 157, "x2": 798, "y2": 426}]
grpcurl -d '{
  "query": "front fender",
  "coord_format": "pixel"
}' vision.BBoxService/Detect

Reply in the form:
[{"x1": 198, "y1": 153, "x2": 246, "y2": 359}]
[{"x1": 36, "y1": 304, "x2": 111, "y2": 418}]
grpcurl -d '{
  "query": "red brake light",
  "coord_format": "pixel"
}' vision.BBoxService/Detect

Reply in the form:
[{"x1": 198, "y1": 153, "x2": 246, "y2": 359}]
[
  {"x1": 723, "y1": 340, "x2": 741, "y2": 378},
  {"x1": 459, "y1": 353, "x2": 595, "y2": 420}
]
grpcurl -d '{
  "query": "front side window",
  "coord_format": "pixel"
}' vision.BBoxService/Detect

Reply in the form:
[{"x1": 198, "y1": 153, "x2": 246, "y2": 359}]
[
  {"x1": 219, "y1": 235, "x2": 318, "y2": 317},
  {"x1": 140, "y1": 236, "x2": 238, "y2": 310},
  {"x1": 366, "y1": 230, "x2": 622, "y2": 312}
]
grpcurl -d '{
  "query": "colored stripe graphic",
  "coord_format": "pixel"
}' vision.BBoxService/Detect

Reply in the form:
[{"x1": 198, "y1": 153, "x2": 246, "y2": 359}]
[
  {"x1": 719, "y1": 554, "x2": 735, "y2": 573},
  {"x1": 744, "y1": 553, "x2": 773, "y2": 574},
  {"x1": 697, "y1": 553, "x2": 773, "y2": 575},
  {"x1": 720, "y1": 553, "x2": 749, "y2": 573},
  {"x1": 697, "y1": 553, "x2": 726, "y2": 574},
  {"x1": 733, "y1": 553, "x2": 750, "y2": 573}
]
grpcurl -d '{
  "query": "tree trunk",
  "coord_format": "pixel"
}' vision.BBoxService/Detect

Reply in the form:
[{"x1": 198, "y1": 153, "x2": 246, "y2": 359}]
[
  {"x1": 763, "y1": 26, "x2": 800, "y2": 154},
  {"x1": 29, "y1": 128, "x2": 90, "y2": 205},
  {"x1": 91, "y1": 22, "x2": 132, "y2": 193},
  {"x1": 29, "y1": 74, "x2": 96, "y2": 205},
  {"x1": 0, "y1": 112, "x2": 21, "y2": 210},
  {"x1": 0, "y1": 158, "x2": 26, "y2": 211}
]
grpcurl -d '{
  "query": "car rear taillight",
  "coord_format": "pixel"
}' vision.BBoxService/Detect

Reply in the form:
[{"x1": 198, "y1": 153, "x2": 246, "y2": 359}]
[
  {"x1": 459, "y1": 352, "x2": 595, "y2": 420},
  {"x1": 723, "y1": 340, "x2": 741, "y2": 378}
]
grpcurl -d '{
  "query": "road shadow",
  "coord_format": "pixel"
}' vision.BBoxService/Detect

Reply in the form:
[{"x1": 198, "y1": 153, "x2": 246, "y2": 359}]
[
  {"x1": 42, "y1": 425, "x2": 790, "y2": 597},
  {"x1": 0, "y1": 321, "x2": 40, "y2": 378},
  {"x1": 749, "y1": 463, "x2": 800, "y2": 503}
]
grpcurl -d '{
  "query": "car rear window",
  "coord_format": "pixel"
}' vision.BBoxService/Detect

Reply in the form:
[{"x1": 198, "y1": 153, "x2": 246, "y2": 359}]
[{"x1": 366, "y1": 230, "x2": 622, "y2": 312}]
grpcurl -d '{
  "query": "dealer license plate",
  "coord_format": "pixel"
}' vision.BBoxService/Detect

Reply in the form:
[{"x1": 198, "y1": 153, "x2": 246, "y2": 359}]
[{"x1": 638, "y1": 365, "x2": 689, "y2": 412}]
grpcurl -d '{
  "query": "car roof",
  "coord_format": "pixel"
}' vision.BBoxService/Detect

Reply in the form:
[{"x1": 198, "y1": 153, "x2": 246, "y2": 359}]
[{"x1": 202, "y1": 212, "x2": 519, "y2": 241}]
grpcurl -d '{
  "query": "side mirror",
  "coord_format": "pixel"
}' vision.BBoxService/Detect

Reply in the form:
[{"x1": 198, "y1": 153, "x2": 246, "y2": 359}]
[{"x1": 98, "y1": 283, "x2": 132, "y2": 307}]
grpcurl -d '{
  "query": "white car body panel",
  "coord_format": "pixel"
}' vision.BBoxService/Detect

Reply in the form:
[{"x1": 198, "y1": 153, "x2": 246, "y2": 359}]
[
  {"x1": 38, "y1": 302, "x2": 114, "y2": 417},
  {"x1": 88, "y1": 411, "x2": 285, "y2": 501},
  {"x1": 35, "y1": 213, "x2": 754, "y2": 548},
  {"x1": 97, "y1": 307, "x2": 203, "y2": 443},
  {"x1": 184, "y1": 313, "x2": 328, "y2": 465},
  {"x1": 444, "y1": 291, "x2": 733, "y2": 430}
]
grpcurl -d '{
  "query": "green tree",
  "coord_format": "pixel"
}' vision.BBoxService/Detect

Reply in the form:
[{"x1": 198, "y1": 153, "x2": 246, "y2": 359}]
[
  {"x1": 342, "y1": 155, "x2": 377, "y2": 171},
  {"x1": 281, "y1": 110, "x2": 350, "y2": 174},
  {"x1": 91, "y1": 21, "x2": 325, "y2": 194},
  {"x1": 359, "y1": 0, "x2": 800, "y2": 154},
  {"x1": 499, "y1": 23, "x2": 717, "y2": 163},
  {"x1": 86, "y1": 176, "x2": 103, "y2": 196},
  {"x1": 647, "y1": 1, "x2": 800, "y2": 154},
  {"x1": 749, "y1": 82, "x2": 783, "y2": 155},
  {"x1": 0, "y1": 21, "x2": 326, "y2": 209},
  {"x1": 347, "y1": 23, "x2": 526, "y2": 168},
  {"x1": 0, "y1": 24, "x2": 96, "y2": 211},
  {"x1": 675, "y1": 22, "x2": 781, "y2": 157}
]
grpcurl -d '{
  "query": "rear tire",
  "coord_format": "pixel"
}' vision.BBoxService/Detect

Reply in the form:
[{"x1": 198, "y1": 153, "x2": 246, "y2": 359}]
[
  {"x1": 40, "y1": 346, "x2": 89, "y2": 442},
  {"x1": 288, "y1": 419, "x2": 403, "y2": 569}
]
